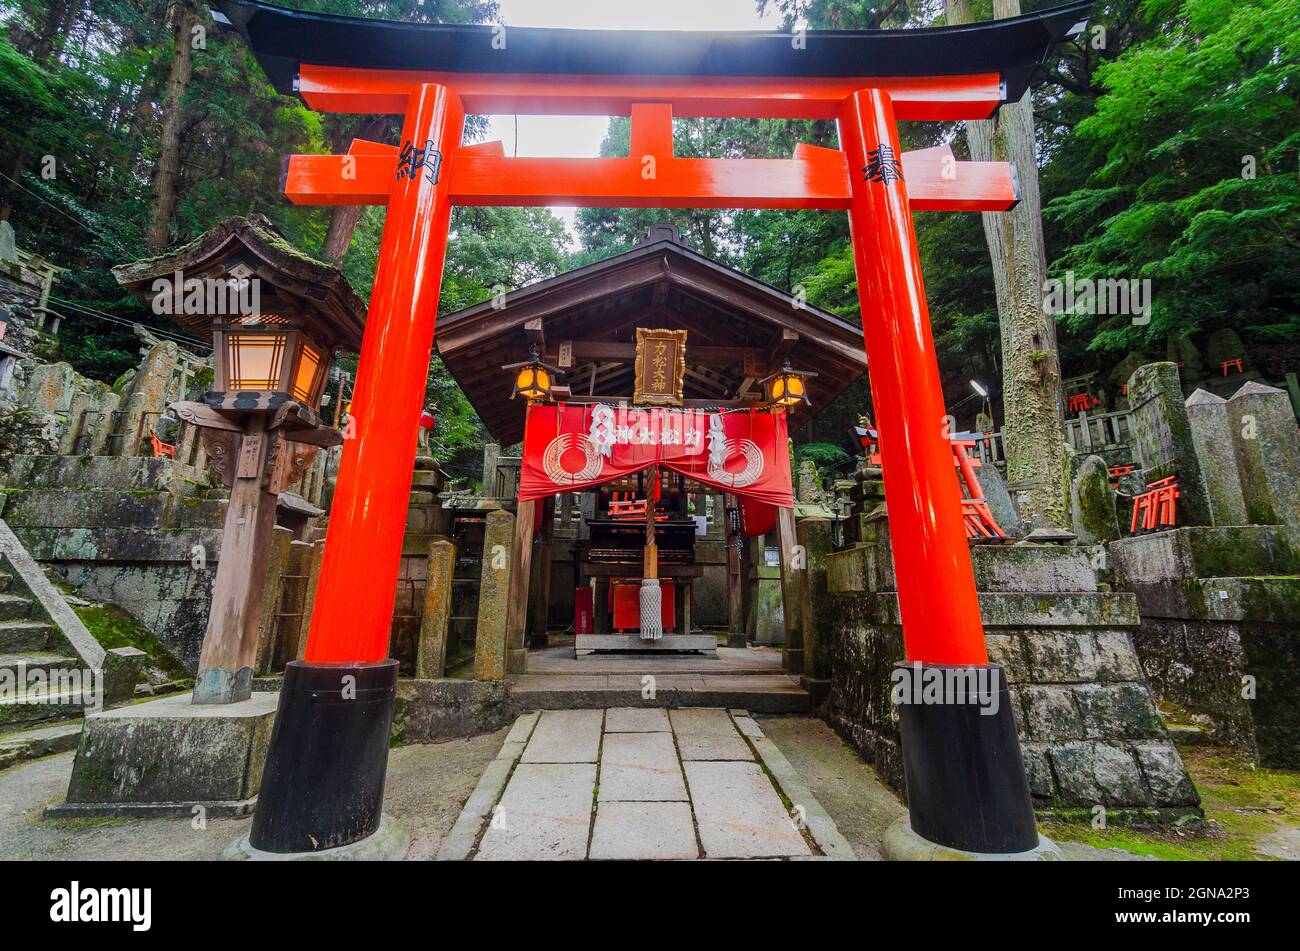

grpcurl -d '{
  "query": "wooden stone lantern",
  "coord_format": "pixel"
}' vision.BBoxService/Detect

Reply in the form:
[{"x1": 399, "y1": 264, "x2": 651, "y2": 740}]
[{"x1": 114, "y1": 216, "x2": 365, "y2": 704}]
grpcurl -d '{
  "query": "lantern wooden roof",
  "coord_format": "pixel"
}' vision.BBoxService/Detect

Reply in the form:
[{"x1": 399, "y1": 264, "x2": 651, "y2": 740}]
[
  {"x1": 436, "y1": 224, "x2": 869, "y2": 446},
  {"x1": 112, "y1": 215, "x2": 366, "y2": 353}
]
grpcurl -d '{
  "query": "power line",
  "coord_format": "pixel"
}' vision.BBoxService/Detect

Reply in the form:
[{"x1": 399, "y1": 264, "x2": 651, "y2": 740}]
[
  {"x1": 0, "y1": 169, "x2": 131, "y2": 256},
  {"x1": 44, "y1": 294, "x2": 211, "y2": 350}
]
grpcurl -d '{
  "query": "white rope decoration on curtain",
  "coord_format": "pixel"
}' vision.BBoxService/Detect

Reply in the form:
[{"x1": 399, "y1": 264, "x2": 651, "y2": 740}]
[
  {"x1": 542, "y1": 433, "x2": 604, "y2": 484},
  {"x1": 707, "y1": 439, "x2": 764, "y2": 488},
  {"x1": 589, "y1": 403, "x2": 615, "y2": 458},
  {"x1": 707, "y1": 412, "x2": 727, "y2": 467}
]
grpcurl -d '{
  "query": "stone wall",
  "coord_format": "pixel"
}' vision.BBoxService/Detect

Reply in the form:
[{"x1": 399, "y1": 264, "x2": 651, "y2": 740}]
[
  {"x1": 825, "y1": 532, "x2": 1200, "y2": 823},
  {"x1": 0, "y1": 454, "x2": 225, "y2": 668},
  {"x1": 1110, "y1": 526, "x2": 1300, "y2": 766}
]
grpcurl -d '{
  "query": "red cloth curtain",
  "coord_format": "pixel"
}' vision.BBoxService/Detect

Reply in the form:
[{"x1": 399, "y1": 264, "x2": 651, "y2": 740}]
[{"x1": 518, "y1": 403, "x2": 794, "y2": 507}]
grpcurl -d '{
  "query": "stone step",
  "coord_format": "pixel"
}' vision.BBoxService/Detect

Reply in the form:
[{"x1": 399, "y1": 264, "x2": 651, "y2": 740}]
[
  {"x1": 0, "y1": 488, "x2": 173, "y2": 530},
  {"x1": 1166, "y1": 723, "x2": 1211, "y2": 748},
  {"x1": 1111, "y1": 525, "x2": 1300, "y2": 585},
  {"x1": 0, "y1": 651, "x2": 79, "y2": 681},
  {"x1": 0, "y1": 620, "x2": 54, "y2": 653},
  {"x1": 507, "y1": 673, "x2": 810, "y2": 714},
  {"x1": 0, "y1": 593, "x2": 34, "y2": 622},
  {"x1": 0, "y1": 685, "x2": 93, "y2": 729},
  {"x1": 0, "y1": 454, "x2": 207, "y2": 492},
  {"x1": 170, "y1": 497, "x2": 228, "y2": 529},
  {"x1": 0, "y1": 719, "x2": 82, "y2": 771}
]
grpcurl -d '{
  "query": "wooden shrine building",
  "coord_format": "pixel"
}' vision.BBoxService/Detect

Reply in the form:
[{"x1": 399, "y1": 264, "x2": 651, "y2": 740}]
[{"x1": 437, "y1": 224, "x2": 867, "y2": 663}]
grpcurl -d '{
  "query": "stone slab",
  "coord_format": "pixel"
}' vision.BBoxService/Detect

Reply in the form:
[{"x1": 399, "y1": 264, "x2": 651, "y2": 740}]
[
  {"x1": 223, "y1": 815, "x2": 409, "y2": 861},
  {"x1": 684, "y1": 760, "x2": 810, "y2": 858},
  {"x1": 670, "y1": 707, "x2": 753, "y2": 760},
  {"x1": 589, "y1": 801, "x2": 698, "y2": 860},
  {"x1": 520, "y1": 709, "x2": 603, "y2": 763},
  {"x1": 576, "y1": 634, "x2": 718, "y2": 654},
  {"x1": 474, "y1": 763, "x2": 596, "y2": 861},
  {"x1": 881, "y1": 816, "x2": 1062, "y2": 861},
  {"x1": 63, "y1": 691, "x2": 277, "y2": 805},
  {"x1": 435, "y1": 713, "x2": 537, "y2": 862},
  {"x1": 598, "y1": 731, "x2": 687, "y2": 802},
  {"x1": 604, "y1": 707, "x2": 670, "y2": 733}
]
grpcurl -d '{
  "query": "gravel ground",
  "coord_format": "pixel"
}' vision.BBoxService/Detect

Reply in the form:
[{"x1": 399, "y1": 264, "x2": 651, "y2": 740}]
[
  {"x1": 756, "y1": 714, "x2": 905, "y2": 860},
  {"x1": 0, "y1": 728, "x2": 508, "y2": 861}
]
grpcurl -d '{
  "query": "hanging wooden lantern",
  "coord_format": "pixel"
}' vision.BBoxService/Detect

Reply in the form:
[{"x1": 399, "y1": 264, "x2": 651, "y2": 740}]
[
  {"x1": 503, "y1": 343, "x2": 563, "y2": 401},
  {"x1": 761, "y1": 359, "x2": 818, "y2": 408}
]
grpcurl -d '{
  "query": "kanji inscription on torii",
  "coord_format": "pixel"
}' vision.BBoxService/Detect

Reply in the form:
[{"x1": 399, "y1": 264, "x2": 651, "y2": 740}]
[{"x1": 633, "y1": 327, "x2": 687, "y2": 406}]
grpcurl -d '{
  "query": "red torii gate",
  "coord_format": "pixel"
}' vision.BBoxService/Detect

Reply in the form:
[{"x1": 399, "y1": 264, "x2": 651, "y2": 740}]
[{"x1": 216, "y1": 0, "x2": 1088, "y2": 858}]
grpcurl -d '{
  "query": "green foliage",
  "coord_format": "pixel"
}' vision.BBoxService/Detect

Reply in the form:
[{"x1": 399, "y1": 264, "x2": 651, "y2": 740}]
[
  {"x1": 796, "y1": 442, "x2": 850, "y2": 468},
  {"x1": 1045, "y1": 0, "x2": 1300, "y2": 354}
]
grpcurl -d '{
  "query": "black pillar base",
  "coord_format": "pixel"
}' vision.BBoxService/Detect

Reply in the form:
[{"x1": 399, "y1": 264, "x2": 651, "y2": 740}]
[
  {"x1": 249, "y1": 659, "x2": 398, "y2": 854},
  {"x1": 894, "y1": 661, "x2": 1038, "y2": 854}
]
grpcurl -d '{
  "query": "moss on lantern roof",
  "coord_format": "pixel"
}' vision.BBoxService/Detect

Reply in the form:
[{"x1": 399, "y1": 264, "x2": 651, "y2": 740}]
[{"x1": 112, "y1": 215, "x2": 366, "y2": 352}]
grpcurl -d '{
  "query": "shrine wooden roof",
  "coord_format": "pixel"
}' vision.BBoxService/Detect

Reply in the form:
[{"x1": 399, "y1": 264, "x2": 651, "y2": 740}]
[
  {"x1": 112, "y1": 215, "x2": 366, "y2": 352},
  {"x1": 214, "y1": 0, "x2": 1089, "y2": 108},
  {"x1": 436, "y1": 224, "x2": 869, "y2": 445}
]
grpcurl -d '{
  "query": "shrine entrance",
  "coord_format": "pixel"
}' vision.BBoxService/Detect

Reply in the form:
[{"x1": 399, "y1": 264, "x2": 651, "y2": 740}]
[
  {"x1": 434, "y1": 223, "x2": 869, "y2": 666},
  {"x1": 211, "y1": 0, "x2": 1090, "y2": 859}
]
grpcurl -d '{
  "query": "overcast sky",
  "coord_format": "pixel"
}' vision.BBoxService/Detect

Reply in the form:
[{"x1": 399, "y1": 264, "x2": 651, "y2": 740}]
[{"x1": 483, "y1": 0, "x2": 784, "y2": 241}]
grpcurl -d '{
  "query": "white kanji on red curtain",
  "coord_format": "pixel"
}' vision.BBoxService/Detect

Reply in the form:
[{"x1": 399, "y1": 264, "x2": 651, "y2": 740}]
[{"x1": 518, "y1": 403, "x2": 794, "y2": 510}]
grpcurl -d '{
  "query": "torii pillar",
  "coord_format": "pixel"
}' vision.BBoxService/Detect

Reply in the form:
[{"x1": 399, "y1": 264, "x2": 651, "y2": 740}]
[{"x1": 249, "y1": 84, "x2": 464, "y2": 854}]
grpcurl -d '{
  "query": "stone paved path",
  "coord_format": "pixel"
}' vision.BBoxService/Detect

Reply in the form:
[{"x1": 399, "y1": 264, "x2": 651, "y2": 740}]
[{"x1": 449, "y1": 707, "x2": 852, "y2": 861}]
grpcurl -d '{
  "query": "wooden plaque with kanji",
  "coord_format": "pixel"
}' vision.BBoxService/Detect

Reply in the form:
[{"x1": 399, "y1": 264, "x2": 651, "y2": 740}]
[{"x1": 633, "y1": 327, "x2": 687, "y2": 406}]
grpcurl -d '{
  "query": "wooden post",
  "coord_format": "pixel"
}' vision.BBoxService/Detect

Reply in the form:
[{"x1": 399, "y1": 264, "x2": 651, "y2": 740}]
[
  {"x1": 725, "y1": 494, "x2": 745, "y2": 647},
  {"x1": 529, "y1": 494, "x2": 555, "y2": 648},
  {"x1": 253, "y1": 525, "x2": 294, "y2": 675},
  {"x1": 775, "y1": 505, "x2": 803, "y2": 673},
  {"x1": 295, "y1": 540, "x2": 325, "y2": 661},
  {"x1": 193, "y1": 420, "x2": 281, "y2": 703},
  {"x1": 505, "y1": 498, "x2": 536, "y2": 673}
]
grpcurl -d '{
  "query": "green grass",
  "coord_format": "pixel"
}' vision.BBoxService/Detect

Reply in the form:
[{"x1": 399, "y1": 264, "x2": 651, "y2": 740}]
[
  {"x1": 72, "y1": 602, "x2": 192, "y2": 683},
  {"x1": 1043, "y1": 746, "x2": 1300, "y2": 861}
]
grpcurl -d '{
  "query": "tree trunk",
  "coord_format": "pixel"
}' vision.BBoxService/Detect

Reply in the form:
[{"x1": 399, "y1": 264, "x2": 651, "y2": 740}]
[
  {"x1": 322, "y1": 116, "x2": 387, "y2": 261},
  {"x1": 0, "y1": 0, "x2": 83, "y2": 221},
  {"x1": 147, "y1": 2, "x2": 201, "y2": 252},
  {"x1": 945, "y1": 0, "x2": 1072, "y2": 529}
]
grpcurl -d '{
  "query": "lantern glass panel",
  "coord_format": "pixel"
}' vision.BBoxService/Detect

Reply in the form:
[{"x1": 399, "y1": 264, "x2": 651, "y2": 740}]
[
  {"x1": 226, "y1": 332, "x2": 287, "y2": 391},
  {"x1": 291, "y1": 340, "x2": 325, "y2": 403},
  {"x1": 515, "y1": 366, "x2": 538, "y2": 398}
]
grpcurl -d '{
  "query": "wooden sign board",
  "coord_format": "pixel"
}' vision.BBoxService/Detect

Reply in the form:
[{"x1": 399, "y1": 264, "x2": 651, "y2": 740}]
[{"x1": 633, "y1": 327, "x2": 687, "y2": 406}]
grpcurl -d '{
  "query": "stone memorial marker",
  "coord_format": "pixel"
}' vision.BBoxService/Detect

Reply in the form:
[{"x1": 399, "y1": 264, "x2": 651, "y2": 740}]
[
  {"x1": 1126, "y1": 361, "x2": 1212, "y2": 525},
  {"x1": 1226, "y1": 381, "x2": 1300, "y2": 526},
  {"x1": 1184, "y1": 389, "x2": 1248, "y2": 526}
]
